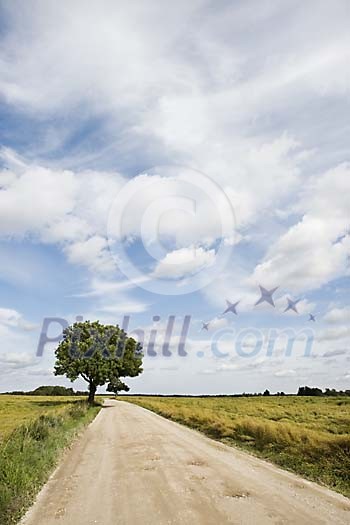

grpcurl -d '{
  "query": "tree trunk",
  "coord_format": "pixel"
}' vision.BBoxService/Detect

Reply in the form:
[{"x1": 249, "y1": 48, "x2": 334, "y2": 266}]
[{"x1": 88, "y1": 382, "x2": 97, "y2": 405}]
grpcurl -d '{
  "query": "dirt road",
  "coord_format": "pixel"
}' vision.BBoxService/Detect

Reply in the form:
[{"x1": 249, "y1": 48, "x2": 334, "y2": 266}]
[{"x1": 21, "y1": 400, "x2": 350, "y2": 525}]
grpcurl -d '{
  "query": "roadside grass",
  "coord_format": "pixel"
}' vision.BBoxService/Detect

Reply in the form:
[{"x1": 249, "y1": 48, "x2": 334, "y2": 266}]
[
  {"x1": 0, "y1": 398, "x2": 100, "y2": 525},
  {"x1": 124, "y1": 396, "x2": 350, "y2": 497}
]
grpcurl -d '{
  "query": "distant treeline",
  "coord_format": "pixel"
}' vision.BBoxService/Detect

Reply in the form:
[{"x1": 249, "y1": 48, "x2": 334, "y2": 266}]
[
  {"x1": 121, "y1": 386, "x2": 350, "y2": 398},
  {"x1": 1, "y1": 385, "x2": 349, "y2": 397},
  {"x1": 0, "y1": 386, "x2": 89, "y2": 396},
  {"x1": 297, "y1": 386, "x2": 350, "y2": 396}
]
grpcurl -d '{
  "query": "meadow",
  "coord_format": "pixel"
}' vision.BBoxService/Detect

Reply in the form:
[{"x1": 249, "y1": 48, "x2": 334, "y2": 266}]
[
  {"x1": 125, "y1": 395, "x2": 350, "y2": 497},
  {"x1": 0, "y1": 395, "x2": 87, "y2": 441},
  {"x1": 0, "y1": 395, "x2": 100, "y2": 525}
]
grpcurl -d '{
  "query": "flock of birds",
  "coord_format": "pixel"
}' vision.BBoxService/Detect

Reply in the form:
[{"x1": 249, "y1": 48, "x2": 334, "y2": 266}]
[{"x1": 201, "y1": 285, "x2": 317, "y2": 331}]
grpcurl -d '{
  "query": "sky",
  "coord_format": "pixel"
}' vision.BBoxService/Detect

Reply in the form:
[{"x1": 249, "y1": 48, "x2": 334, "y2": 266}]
[{"x1": 0, "y1": 0, "x2": 349, "y2": 394}]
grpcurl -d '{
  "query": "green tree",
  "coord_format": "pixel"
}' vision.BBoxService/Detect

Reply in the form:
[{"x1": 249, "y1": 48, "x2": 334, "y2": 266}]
[
  {"x1": 106, "y1": 377, "x2": 130, "y2": 396},
  {"x1": 297, "y1": 386, "x2": 323, "y2": 396},
  {"x1": 54, "y1": 321, "x2": 143, "y2": 404}
]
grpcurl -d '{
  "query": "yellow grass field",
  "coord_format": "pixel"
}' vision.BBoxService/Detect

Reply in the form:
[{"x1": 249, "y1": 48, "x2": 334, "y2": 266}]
[
  {"x1": 0, "y1": 395, "x2": 86, "y2": 440},
  {"x1": 125, "y1": 395, "x2": 350, "y2": 497}
]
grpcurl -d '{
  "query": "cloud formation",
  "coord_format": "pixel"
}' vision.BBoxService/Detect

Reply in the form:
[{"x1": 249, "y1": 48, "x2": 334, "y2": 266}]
[{"x1": 0, "y1": 1, "x2": 350, "y2": 391}]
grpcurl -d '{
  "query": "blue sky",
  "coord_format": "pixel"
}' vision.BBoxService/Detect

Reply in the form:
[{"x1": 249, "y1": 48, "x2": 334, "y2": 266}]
[{"x1": 0, "y1": 0, "x2": 349, "y2": 394}]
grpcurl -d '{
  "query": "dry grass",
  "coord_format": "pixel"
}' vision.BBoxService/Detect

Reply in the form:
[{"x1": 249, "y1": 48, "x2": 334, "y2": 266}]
[
  {"x1": 125, "y1": 395, "x2": 350, "y2": 497},
  {"x1": 0, "y1": 395, "x2": 86, "y2": 441}
]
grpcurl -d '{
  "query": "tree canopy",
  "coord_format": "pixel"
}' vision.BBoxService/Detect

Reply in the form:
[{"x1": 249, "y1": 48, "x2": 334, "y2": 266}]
[
  {"x1": 107, "y1": 377, "x2": 130, "y2": 395},
  {"x1": 54, "y1": 321, "x2": 143, "y2": 404}
]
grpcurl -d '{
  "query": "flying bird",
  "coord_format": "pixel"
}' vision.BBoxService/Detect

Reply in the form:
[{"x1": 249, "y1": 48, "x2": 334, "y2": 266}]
[
  {"x1": 284, "y1": 298, "x2": 301, "y2": 314},
  {"x1": 201, "y1": 321, "x2": 210, "y2": 331},
  {"x1": 308, "y1": 314, "x2": 316, "y2": 322},
  {"x1": 255, "y1": 285, "x2": 279, "y2": 307},
  {"x1": 222, "y1": 300, "x2": 240, "y2": 315}
]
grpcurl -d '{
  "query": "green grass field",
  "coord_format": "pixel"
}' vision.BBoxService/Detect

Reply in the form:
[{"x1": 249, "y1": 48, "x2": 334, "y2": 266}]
[
  {"x1": 125, "y1": 395, "x2": 350, "y2": 497},
  {"x1": 0, "y1": 396, "x2": 100, "y2": 525}
]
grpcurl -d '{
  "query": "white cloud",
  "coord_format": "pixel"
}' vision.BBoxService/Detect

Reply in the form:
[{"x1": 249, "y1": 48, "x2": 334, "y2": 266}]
[
  {"x1": 27, "y1": 367, "x2": 54, "y2": 377},
  {"x1": 274, "y1": 369, "x2": 296, "y2": 377},
  {"x1": 1, "y1": 1, "x2": 349, "y2": 114},
  {"x1": 0, "y1": 153, "x2": 241, "y2": 285},
  {"x1": 1, "y1": 2, "x2": 350, "y2": 392},
  {"x1": 0, "y1": 351, "x2": 35, "y2": 368},
  {"x1": 324, "y1": 307, "x2": 350, "y2": 325},
  {"x1": 206, "y1": 317, "x2": 230, "y2": 330},
  {"x1": 98, "y1": 301, "x2": 149, "y2": 315},
  {"x1": 216, "y1": 362, "x2": 239, "y2": 372},
  {"x1": 0, "y1": 154, "x2": 78, "y2": 237},
  {"x1": 72, "y1": 276, "x2": 150, "y2": 298},
  {"x1": 317, "y1": 326, "x2": 350, "y2": 342},
  {"x1": 64, "y1": 236, "x2": 115, "y2": 274},
  {"x1": 0, "y1": 307, "x2": 36, "y2": 331},
  {"x1": 0, "y1": 149, "x2": 125, "y2": 276},
  {"x1": 198, "y1": 368, "x2": 216, "y2": 375},
  {"x1": 3, "y1": 1, "x2": 348, "y2": 298},
  {"x1": 252, "y1": 164, "x2": 350, "y2": 293},
  {"x1": 153, "y1": 246, "x2": 215, "y2": 279},
  {"x1": 0, "y1": 307, "x2": 22, "y2": 327},
  {"x1": 0, "y1": 333, "x2": 39, "y2": 377},
  {"x1": 1, "y1": 2, "x2": 342, "y2": 258}
]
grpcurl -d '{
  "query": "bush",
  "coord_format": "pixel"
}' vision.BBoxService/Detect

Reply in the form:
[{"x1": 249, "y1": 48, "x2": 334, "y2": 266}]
[{"x1": 68, "y1": 401, "x2": 89, "y2": 419}]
